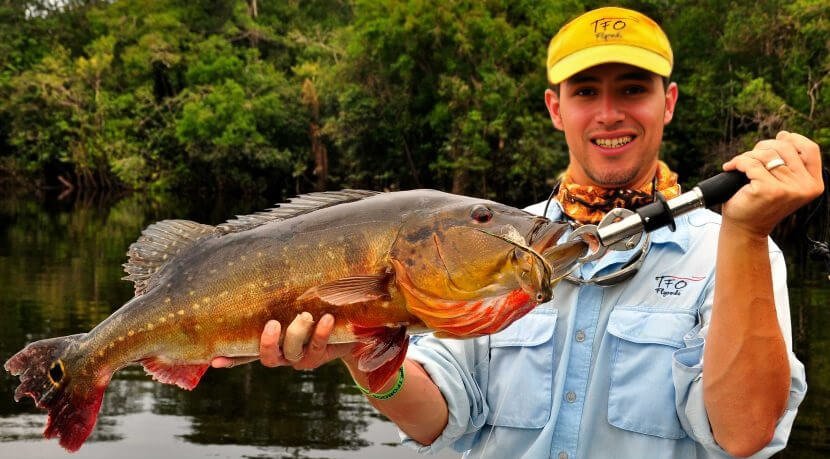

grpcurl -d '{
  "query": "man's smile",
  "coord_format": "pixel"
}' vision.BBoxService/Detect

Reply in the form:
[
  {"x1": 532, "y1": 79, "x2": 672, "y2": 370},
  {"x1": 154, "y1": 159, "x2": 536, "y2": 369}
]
[{"x1": 592, "y1": 135, "x2": 634, "y2": 148}]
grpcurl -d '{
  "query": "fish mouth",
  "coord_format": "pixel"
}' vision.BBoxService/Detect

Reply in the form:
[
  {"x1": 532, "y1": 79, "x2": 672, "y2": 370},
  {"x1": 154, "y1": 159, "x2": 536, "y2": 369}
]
[
  {"x1": 527, "y1": 217, "x2": 587, "y2": 280},
  {"x1": 526, "y1": 217, "x2": 567, "y2": 254}
]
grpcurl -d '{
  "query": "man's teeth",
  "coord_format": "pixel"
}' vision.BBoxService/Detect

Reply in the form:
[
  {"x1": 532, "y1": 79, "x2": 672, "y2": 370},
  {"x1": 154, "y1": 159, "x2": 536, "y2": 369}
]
[{"x1": 593, "y1": 136, "x2": 633, "y2": 148}]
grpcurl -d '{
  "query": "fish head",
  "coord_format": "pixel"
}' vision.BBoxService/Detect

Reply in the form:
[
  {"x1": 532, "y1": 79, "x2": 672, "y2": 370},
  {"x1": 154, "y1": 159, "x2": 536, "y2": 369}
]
[{"x1": 389, "y1": 195, "x2": 573, "y2": 336}]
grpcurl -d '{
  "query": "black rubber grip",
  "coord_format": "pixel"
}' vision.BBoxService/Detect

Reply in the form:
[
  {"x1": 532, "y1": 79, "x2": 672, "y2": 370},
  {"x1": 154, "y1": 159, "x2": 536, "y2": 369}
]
[
  {"x1": 695, "y1": 171, "x2": 750, "y2": 207},
  {"x1": 636, "y1": 192, "x2": 676, "y2": 233}
]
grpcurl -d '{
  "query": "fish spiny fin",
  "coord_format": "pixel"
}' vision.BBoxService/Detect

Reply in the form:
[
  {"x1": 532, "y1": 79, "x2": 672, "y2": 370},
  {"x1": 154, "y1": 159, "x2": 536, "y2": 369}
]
[
  {"x1": 139, "y1": 357, "x2": 209, "y2": 390},
  {"x1": 216, "y1": 189, "x2": 381, "y2": 234},
  {"x1": 298, "y1": 273, "x2": 392, "y2": 305},
  {"x1": 122, "y1": 220, "x2": 216, "y2": 296}
]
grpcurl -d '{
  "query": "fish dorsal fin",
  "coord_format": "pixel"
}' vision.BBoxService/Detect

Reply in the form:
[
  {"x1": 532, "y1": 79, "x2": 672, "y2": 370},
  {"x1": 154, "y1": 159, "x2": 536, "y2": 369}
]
[
  {"x1": 298, "y1": 273, "x2": 392, "y2": 305},
  {"x1": 122, "y1": 219, "x2": 216, "y2": 296},
  {"x1": 216, "y1": 189, "x2": 381, "y2": 234}
]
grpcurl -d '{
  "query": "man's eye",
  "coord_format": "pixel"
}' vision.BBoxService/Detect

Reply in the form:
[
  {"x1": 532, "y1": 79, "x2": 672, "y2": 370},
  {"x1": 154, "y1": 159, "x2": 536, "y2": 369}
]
[
  {"x1": 574, "y1": 88, "x2": 597, "y2": 96},
  {"x1": 624, "y1": 85, "x2": 647, "y2": 95}
]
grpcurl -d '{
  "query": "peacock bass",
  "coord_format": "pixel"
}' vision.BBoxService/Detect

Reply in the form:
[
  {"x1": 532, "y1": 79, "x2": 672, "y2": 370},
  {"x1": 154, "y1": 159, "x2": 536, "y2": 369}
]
[{"x1": 4, "y1": 189, "x2": 583, "y2": 452}]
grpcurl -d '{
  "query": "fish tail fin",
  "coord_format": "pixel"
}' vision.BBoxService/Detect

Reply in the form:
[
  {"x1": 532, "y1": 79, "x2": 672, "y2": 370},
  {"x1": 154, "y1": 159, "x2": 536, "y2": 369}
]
[{"x1": 4, "y1": 334, "x2": 109, "y2": 452}]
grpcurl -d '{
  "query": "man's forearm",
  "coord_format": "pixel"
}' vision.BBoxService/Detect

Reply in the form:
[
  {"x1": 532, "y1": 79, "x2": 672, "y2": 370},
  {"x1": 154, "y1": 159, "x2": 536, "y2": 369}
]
[
  {"x1": 343, "y1": 356, "x2": 449, "y2": 446},
  {"x1": 704, "y1": 222, "x2": 790, "y2": 457}
]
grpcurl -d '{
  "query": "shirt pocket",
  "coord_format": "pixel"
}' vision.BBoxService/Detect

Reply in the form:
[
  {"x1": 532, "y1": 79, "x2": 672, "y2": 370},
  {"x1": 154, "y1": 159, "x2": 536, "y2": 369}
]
[
  {"x1": 606, "y1": 307, "x2": 696, "y2": 439},
  {"x1": 485, "y1": 309, "x2": 557, "y2": 428}
]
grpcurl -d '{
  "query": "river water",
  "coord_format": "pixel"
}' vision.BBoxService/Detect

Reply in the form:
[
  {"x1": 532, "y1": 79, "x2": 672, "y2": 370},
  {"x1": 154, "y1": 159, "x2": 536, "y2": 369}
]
[{"x1": 0, "y1": 192, "x2": 827, "y2": 458}]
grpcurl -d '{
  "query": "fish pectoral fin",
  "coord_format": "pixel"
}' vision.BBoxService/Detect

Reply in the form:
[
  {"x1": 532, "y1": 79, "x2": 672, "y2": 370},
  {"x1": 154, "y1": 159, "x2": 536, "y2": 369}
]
[
  {"x1": 139, "y1": 357, "x2": 209, "y2": 390},
  {"x1": 351, "y1": 325, "x2": 408, "y2": 393},
  {"x1": 298, "y1": 273, "x2": 392, "y2": 306}
]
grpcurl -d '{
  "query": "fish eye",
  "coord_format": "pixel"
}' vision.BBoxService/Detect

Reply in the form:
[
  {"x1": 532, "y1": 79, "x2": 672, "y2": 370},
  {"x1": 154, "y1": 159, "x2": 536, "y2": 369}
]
[
  {"x1": 471, "y1": 205, "x2": 493, "y2": 223},
  {"x1": 48, "y1": 360, "x2": 65, "y2": 386}
]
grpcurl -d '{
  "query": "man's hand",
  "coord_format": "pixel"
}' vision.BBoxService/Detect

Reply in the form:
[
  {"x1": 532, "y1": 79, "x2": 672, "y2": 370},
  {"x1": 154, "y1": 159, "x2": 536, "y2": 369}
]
[
  {"x1": 210, "y1": 313, "x2": 354, "y2": 370},
  {"x1": 722, "y1": 130, "x2": 824, "y2": 236}
]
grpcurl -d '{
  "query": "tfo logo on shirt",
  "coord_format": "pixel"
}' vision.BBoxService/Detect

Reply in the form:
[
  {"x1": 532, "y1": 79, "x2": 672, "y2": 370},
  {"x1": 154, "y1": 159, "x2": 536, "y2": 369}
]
[{"x1": 654, "y1": 275, "x2": 705, "y2": 297}]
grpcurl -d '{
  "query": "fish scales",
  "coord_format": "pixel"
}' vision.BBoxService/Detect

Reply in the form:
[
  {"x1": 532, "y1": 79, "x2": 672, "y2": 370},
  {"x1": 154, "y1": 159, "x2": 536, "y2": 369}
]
[{"x1": 4, "y1": 189, "x2": 584, "y2": 452}]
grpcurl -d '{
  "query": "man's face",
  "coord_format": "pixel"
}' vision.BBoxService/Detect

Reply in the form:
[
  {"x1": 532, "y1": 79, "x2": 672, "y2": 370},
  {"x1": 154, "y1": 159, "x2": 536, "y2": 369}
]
[{"x1": 545, "y1": 63, "x2": 678, "y2": 188}]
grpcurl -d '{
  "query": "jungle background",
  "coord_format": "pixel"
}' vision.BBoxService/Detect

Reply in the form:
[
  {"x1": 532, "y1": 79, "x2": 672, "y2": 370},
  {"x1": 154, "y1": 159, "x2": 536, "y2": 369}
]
[{"x1": 0, "y1": 0, "x2": 827, "y2": 204}]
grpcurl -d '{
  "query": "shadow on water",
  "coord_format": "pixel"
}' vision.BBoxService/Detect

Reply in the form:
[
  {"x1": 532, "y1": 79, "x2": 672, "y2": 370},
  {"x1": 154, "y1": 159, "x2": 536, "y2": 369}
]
[{"x1": 0, "y1": 189, "x2": 827, "y2": 458}]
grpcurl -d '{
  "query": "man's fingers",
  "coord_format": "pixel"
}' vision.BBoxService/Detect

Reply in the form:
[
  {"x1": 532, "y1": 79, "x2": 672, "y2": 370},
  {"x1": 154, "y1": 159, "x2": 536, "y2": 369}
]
[
  {"x1": 302, "y1": 314, "x2": 335, "y2": 366},
  {"x1": 211, "y1": 356, "x2": 235, "y2": 368},
  {"x1": 283, "y1": 312, "x2": 315, "y2": 363},
  {"x1": 777, "y1": 130, "x2": 824, "y2": 181},
  {"x1": 260, "y1": 320, "x2": 284, "y2": 367}
]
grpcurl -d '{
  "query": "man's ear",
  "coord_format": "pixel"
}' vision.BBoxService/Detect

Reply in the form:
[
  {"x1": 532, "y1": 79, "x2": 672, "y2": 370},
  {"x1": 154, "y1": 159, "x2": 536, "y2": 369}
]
[
  {"x1": 664, "y1": 82, "x2": 679, "y2": 125},
  {"x1": 545, "y1": 89, "x2": 564, "y2": 131}
]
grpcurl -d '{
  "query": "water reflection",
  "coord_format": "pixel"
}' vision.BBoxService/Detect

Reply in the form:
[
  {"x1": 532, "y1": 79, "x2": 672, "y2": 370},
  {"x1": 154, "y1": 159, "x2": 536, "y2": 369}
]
[
  {"x1": 0, "y1": 191, "x2": 454, "y2": 458},
  {"x1": 0, "y1": 191, "x2": 827, "y2": 458}
]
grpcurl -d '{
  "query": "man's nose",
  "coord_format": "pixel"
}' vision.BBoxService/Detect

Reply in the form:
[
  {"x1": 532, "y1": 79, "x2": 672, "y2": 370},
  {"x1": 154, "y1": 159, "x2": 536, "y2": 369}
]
[{"x1": 596, "y1": 94, "x2": 625, "y2": 125}]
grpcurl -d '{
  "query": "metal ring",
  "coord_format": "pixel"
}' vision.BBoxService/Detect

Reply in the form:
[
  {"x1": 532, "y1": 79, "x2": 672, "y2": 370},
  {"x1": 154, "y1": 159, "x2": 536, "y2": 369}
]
[{"x1": 765, "y1": 157, "x2": 786, "y2": 171}]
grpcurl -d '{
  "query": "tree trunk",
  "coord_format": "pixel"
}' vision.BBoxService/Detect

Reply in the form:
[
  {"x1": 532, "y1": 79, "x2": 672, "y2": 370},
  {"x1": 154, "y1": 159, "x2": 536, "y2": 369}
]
[{"x1": 302, "y1": 79, "x2": 327, "y2": 191}]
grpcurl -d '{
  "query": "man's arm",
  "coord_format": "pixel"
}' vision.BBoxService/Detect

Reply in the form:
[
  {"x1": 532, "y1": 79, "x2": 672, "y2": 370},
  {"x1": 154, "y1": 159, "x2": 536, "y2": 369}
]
[
  {"x1": 343, "y1": 355, "x2": 449, "y2": 445},
  {"x1": 704, "y1": 131, "x2": 823, "y2": 457},
  {"x1": 211, "y1": 313, "x2": 450, "y2": 446}
]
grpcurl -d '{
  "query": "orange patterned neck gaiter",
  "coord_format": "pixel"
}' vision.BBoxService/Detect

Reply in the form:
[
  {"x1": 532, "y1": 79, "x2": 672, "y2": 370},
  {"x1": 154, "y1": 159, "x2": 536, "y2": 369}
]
[{"x1": 556, "y1": 161, "x2": 681, "y2": 225}]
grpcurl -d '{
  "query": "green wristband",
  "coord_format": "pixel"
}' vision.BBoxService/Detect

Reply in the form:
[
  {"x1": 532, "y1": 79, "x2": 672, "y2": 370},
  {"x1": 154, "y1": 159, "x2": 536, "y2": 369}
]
[{"x1": 355, "y1": 366, "x2": 405, "y2": 400}]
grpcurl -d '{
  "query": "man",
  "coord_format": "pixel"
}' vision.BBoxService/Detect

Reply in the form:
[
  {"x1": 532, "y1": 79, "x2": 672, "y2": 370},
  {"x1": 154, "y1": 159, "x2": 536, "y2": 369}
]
[{"x1": 213, "y1": 6, "x2": 823, "y2": 458}]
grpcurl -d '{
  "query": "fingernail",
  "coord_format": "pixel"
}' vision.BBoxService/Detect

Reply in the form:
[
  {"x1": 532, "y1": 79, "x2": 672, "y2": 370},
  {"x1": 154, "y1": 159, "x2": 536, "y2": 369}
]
[
  {"x1": 320, "y1": 315, "x2": 333, "y2": 327},
  {"x1": 266, "y1": 320, "x2": 279, "y2": 334}
]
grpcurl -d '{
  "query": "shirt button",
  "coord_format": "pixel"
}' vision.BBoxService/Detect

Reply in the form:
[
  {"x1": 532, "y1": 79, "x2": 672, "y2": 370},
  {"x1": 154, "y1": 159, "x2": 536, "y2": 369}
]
[
  {"x1": 565, "y1": 391, "x2": 577, "y2": 403},
  {"x1": 558, "y1": 451, "x2": 568, "y2": 459},
  {"x1": 575, "y1": 330, "x2": 586, "y2": 342}
]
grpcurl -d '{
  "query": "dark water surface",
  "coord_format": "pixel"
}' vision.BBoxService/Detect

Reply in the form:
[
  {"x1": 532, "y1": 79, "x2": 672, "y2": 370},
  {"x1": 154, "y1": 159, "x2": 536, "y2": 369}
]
[{"x1": 0, "y1": 193, "x2": 827, "y2": 458}]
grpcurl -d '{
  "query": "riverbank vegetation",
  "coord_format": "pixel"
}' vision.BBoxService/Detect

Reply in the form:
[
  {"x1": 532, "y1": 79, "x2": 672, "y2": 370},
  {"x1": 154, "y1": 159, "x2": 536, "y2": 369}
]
[{"x1": 0, "y1": 0, "x2": 827, "y2": 205}]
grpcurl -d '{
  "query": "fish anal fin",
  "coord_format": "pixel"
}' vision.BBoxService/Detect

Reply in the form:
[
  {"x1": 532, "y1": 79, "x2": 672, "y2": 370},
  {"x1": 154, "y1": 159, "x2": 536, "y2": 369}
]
[
  {"x1": 351, "y1": 325, "x2": 409, "y2": 392},
  {"x1": 299, "y1": 273, "x2": 392, "y2": 306},
  {"x1": 139, "y1": 357, "x2": 209, "y2": 390}
]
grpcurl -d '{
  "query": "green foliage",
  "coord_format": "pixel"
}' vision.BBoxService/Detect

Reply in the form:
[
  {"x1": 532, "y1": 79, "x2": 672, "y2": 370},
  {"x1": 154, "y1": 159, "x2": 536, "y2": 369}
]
[{"x1": 0, "y1": 0, "x2": 827, "y2": 204}]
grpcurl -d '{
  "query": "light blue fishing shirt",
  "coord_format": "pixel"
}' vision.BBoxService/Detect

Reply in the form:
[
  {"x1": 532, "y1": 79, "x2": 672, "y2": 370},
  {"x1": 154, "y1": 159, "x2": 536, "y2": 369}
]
[{"x1": 400, "y1": 201, "x2": 806, "y2": 459}]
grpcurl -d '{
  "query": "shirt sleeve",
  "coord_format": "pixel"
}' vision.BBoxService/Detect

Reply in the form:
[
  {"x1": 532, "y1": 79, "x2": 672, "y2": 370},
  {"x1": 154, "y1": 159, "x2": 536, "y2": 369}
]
[
  {"x1": 671, "y1": 245, "x2": 807, "y2": 458},
  {"x1": 398, "y1": 333, "x2": 491, "y2": 454}
]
